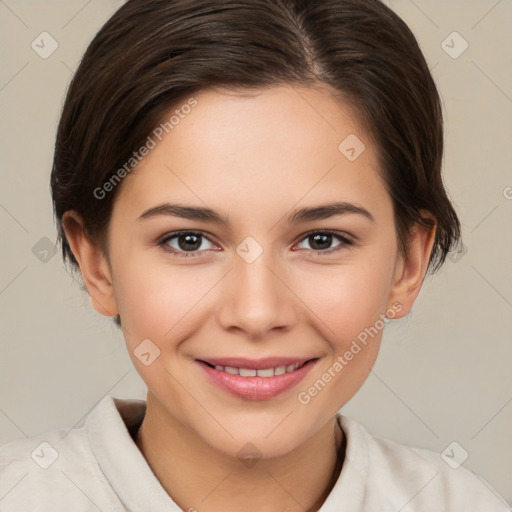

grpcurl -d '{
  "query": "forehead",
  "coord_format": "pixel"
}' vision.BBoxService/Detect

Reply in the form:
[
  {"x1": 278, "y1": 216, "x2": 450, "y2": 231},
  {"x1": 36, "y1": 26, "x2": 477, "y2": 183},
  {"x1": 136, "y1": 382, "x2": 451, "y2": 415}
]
[{"x1": 114, "y1": 84, "x2": 389, "y2": 222}]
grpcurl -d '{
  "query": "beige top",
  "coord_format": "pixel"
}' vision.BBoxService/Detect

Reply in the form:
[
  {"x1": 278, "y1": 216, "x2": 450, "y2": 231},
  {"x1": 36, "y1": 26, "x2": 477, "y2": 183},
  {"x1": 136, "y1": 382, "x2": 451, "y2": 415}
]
[{"x1": 0, "y1": 395, "x2": 509, "y2": 511}]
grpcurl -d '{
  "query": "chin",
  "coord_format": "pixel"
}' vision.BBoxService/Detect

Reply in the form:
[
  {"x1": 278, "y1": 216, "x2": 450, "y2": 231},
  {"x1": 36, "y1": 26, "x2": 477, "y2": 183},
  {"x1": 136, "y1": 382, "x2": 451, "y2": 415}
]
[{"x1": 195, "y1": 410, "x2": 320, "y2": 461}]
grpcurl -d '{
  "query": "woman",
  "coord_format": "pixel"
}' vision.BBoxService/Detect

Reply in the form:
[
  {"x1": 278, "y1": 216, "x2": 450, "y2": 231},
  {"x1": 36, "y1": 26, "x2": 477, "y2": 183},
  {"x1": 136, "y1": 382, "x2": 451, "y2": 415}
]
[{"x1": 0, "y1": 0, "x2": 508, "y2": 510}]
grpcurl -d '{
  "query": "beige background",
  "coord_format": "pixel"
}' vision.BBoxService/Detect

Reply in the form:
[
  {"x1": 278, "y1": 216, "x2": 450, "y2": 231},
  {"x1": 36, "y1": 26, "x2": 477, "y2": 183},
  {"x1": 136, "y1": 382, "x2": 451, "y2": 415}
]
[{"x1": 0, "y1": 0, "x2": 511, "y2": 505}]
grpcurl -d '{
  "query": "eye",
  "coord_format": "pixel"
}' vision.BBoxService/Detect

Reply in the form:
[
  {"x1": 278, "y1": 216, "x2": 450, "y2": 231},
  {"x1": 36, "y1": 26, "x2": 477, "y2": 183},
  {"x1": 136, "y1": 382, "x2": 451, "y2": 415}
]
[
  {"x1": 294, "y1": 230, "x2": 353, "y2": 255},
  {"x1": 159, "y1": 231, "x2": 217, "y2": 257},
  {"x1": 158, "y1": 229, "x2": 353, "y2": 258}
]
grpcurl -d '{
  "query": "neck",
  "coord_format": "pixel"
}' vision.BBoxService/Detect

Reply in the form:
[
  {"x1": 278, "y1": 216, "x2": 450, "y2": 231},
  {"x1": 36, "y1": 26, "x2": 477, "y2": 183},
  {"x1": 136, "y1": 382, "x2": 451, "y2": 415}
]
[{"x1": 135, "y1": 395, "x2": 345, "y2": 512}]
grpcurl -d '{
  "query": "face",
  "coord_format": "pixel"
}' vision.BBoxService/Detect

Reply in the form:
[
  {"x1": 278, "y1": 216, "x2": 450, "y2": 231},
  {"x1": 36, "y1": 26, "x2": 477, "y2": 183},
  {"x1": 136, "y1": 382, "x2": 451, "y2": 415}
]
[{"x1": 72, "y1": 84, "x2": 423, "y2": 459}]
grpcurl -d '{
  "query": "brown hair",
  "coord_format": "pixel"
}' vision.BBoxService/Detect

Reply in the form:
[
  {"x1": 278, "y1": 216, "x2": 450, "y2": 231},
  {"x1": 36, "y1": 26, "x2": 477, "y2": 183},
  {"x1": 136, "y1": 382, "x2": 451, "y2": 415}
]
[{"x1": 51, "y1": 0, "x2": 461, "y2": 325}]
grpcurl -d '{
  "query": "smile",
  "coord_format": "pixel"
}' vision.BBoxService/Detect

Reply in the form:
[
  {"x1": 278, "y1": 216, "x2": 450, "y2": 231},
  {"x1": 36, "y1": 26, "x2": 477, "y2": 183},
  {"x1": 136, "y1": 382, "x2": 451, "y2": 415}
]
[
  {"x1": 203, "y1": 361, "x2": 306, "y2": 377},
  {"x1": 196, "y1": 357, "x2": 318, "y2": 400}
]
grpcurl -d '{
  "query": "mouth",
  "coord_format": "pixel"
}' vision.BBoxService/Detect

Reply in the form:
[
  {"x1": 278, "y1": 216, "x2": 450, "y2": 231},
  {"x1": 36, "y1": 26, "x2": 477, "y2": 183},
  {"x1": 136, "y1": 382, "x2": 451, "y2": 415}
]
[
  {"x1": 199, "y1": 359, "x2": 312, "y2": 377},
  {"x1": 196, "y1": 357, "x2": 318, "y2": 400}
]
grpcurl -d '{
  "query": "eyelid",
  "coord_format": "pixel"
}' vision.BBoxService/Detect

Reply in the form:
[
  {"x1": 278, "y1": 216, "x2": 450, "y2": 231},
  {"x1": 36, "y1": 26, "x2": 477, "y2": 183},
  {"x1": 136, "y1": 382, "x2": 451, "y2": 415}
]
[
  {"x1": 295, "y1": 229, "x2": 354, "y2": 245},
  {"x1": 158, "y1": 229, "x2": 355, "y2": 258},
  {"x1": 292, "y1": 229, "x2": 354, "y2": 254},
  {"x1": 159, "y1": 230, "x2": 219, "y2": 258},
  {"x1": 159, "y1": 230, "x2": 217, "y2": 245}
]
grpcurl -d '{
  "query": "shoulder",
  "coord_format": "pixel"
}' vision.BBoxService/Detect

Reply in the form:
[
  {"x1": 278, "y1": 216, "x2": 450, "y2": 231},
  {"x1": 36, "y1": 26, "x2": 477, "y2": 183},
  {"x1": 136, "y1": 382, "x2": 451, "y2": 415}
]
[
  {"x1": 0, "y1": 413, "x2": 124, "y2": 511},
  {"x1": 336, "y1": 415, "x2": 510, "y2": 511}
]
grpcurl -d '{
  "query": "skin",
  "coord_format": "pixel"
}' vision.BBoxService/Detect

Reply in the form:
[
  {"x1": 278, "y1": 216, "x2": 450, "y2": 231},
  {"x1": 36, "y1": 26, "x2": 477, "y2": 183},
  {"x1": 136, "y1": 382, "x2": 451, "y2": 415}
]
[{"x1": 63, "y1": 84, "x2": 436, "y2": 512}]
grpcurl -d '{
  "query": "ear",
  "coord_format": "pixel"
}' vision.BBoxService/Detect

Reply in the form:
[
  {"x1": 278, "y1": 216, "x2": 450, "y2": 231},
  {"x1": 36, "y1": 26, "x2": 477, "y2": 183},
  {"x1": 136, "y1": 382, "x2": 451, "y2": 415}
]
[
  {"x1": 62, "y1": 211, "x2": 119, "y2": 318},
  {"x1": 386, "y1": 213, "x2": 437, "y2": 318}
]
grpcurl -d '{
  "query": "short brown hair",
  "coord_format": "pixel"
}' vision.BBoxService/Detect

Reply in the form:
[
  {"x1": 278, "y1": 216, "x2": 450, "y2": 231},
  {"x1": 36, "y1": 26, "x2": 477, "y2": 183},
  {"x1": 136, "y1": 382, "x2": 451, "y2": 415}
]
[{"x1": 51, "y1": 0, "x2": 461, "y2": 306}]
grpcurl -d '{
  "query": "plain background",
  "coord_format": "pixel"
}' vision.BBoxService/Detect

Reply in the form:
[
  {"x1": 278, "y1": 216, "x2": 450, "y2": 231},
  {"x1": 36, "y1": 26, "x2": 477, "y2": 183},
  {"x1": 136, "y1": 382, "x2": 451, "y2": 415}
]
[{"x1": 0, "y1": 0, "x2": 511, "y2": 505}]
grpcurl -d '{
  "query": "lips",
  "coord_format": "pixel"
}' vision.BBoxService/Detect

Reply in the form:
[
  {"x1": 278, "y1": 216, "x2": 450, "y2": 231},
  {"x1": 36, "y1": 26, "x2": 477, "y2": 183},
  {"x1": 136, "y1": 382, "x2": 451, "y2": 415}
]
[{"x1": 196, "y1": 356, "x2": 318, "y2": 400}]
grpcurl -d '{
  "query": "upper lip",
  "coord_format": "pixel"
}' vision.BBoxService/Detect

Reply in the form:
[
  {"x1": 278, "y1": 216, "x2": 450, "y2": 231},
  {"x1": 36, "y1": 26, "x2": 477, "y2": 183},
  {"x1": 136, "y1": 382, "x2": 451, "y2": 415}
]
[{"x1": 197, "y1": 356, "x2": 317, "y2": 369}]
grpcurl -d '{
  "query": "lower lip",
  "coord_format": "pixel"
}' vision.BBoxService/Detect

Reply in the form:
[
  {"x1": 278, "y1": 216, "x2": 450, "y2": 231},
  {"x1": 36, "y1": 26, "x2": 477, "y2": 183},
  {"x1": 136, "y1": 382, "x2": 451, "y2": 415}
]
[{"x1": 197, "y1": 359, "x2": 317, "y2": 401}]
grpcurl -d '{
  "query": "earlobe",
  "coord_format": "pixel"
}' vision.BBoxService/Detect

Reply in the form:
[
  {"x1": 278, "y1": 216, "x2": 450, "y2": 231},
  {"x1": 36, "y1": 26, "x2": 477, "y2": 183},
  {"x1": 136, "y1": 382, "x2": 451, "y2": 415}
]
[
  {"x1": 62, "y1": 211, "x2": 119, "y2": 318},
  {"x1": 387, "y1": 216, "x2": 437, "y2": 318}
]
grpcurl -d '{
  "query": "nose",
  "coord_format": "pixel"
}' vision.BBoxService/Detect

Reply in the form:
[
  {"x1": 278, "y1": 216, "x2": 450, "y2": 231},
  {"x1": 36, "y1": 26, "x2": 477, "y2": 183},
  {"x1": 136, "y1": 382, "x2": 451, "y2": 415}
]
[{"x1": 215, "y1": 246, "x2": 298, "y2": 340}]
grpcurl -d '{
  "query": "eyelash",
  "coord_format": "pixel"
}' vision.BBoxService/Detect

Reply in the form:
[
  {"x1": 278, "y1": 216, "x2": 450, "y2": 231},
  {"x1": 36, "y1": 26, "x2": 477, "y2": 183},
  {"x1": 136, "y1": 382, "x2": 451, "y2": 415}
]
[{"x1": 158, "y1": 230, "x2": 354, "y2": 258}]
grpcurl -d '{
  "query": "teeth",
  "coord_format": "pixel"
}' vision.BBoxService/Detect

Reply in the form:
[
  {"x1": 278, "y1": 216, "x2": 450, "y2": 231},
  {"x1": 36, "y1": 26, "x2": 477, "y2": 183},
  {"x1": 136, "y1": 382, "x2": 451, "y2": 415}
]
[
  {"x1": 210, "y1": 362, "x2": 305, "y2": 377},
  {"x1": 257, "y1": 368, "x2": 275, "y2": 377},
  {"x1": 239, "y1": 368, "x2": 257, "y2": 377}
]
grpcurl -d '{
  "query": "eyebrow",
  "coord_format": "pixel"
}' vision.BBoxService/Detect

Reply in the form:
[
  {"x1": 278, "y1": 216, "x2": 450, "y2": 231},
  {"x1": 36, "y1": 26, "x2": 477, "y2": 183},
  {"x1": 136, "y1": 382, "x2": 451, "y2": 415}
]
[{"x1": 137, "y1": 201, "x2": 375, "y2": 226}]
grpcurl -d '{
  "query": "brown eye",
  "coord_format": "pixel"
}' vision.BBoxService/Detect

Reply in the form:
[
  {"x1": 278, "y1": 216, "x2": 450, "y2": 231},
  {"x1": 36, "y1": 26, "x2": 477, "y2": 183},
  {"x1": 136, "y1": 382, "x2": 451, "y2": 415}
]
[
  {"x1": 295, "y1": 230, "x2": 353, "y2": 255},
  {"x1": 160, "y1": 231, "x2": 215, "y2": 257}
]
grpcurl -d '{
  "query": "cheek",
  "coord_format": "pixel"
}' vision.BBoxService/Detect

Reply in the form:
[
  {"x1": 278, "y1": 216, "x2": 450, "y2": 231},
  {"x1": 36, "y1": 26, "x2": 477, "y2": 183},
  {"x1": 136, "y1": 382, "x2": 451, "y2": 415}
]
[
  {"x1": 296, "y1": 256, "x2": 396, "y2": 344},
  {"x1": 290, "y1": 248, "x2": 397, "y2": 405},
  {"x1": 112, "y1": 253, "x2": 220, "y2": 345},
  {"x1": 111, "y1": 260, "x2": 216, "y2": 401}
]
